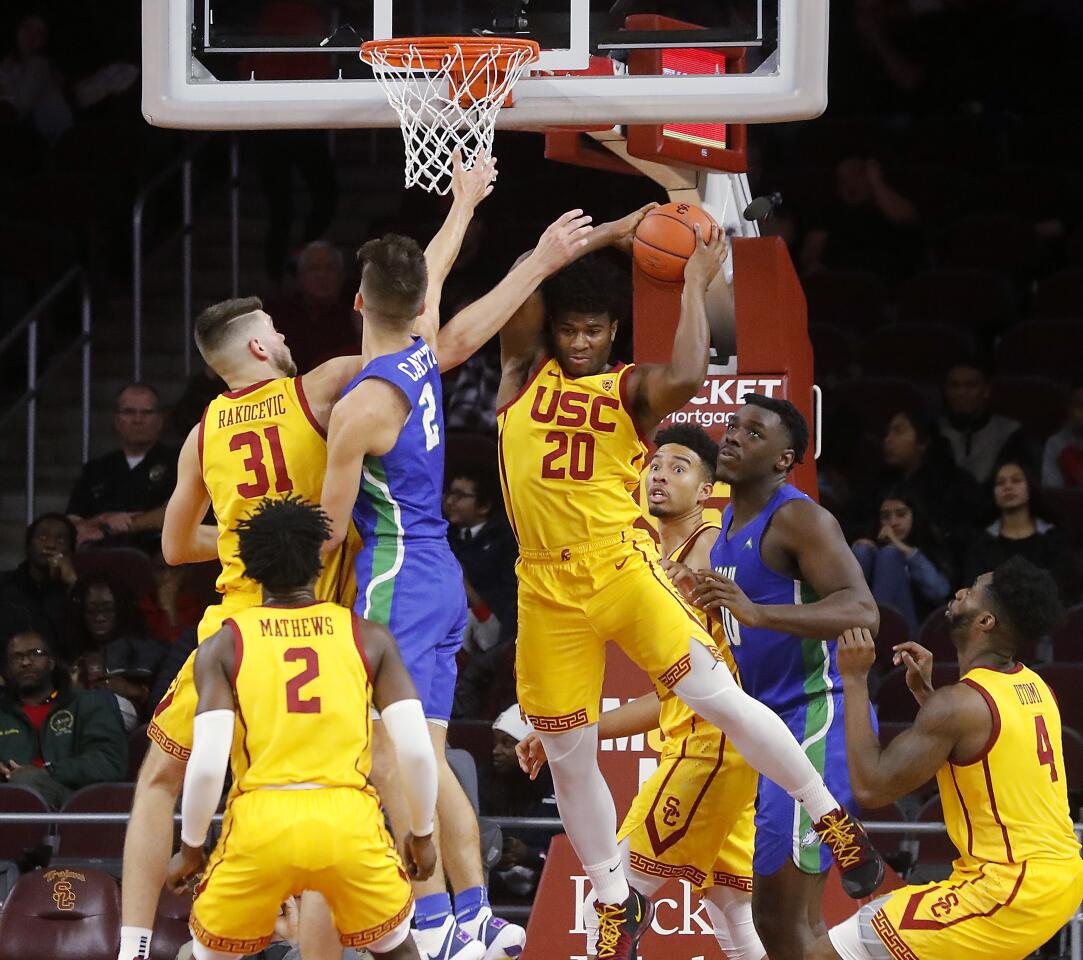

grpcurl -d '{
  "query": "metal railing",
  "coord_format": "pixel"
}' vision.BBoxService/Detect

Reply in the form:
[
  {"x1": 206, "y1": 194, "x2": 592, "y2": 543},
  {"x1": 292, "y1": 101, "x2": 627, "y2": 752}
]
[
  {"x1": 0, "y1": 269, "x2": 92, "y2": 524},
  {"x1": 132, "y1": 134, "x2": 241, "y2": 381}
]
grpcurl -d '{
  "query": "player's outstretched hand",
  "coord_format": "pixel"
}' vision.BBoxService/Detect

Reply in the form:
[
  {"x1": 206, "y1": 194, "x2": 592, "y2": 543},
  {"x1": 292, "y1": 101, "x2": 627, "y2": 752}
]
[
  {"x1": 837, "y1": 627, "x2": 877, "y2": 681},
  {"x1": 165, "y1": 843, "x2": 207, "y2": 895},
  {"x1": 892, "y1": 640, "x2": 935, "y2": 706},
  {"x1": 451, "y1": 148, "x2": 498, "y2": 207},
  {"x1": 404, "y1": 832, "x2": 437, "y2": 882},
  {"x1": 531, "y1": 209, "x2": 594, "y2": 276},
  {"x1": 516, "y1": 732, "x2": 548, "y2": 780},
  {"x1": 689, "y1": 570, "x2": 764, "y2": 627},
  {"x1": 683, "y1": 223, "x2": 729, "y2": 290},
  {"x1": 605, "y1": 202, "x2": 659, "y2": 256}
]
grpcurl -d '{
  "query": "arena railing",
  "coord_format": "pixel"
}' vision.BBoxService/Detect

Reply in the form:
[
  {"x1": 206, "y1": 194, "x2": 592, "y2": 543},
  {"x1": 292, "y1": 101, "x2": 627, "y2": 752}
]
[
  {"x1": 0, "y1": 811, "x2": 1080, "y2": 955},
  {"x1": 0, "y1": 268, "x2": 92, "y2": 524},
  {"x1": 132, "y1": 134, "x2": 241, "y2": 381}
]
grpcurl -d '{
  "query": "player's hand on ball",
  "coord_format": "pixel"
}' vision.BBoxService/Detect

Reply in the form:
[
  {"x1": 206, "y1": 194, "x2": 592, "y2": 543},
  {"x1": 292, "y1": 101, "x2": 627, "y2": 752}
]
[
  {"x1": 607, "y1": 202, "x2": 659, "y2": 255},
  {"x1": 836, "y1": 627, "x2": 877, "y2": 680},
  {"x1": 165, "y1": 843, "x2": 206, "y2": 894},
  {"x1": 532, "y1": 209, "x2": 594, "y2": 274},
  {"x1": 404, "y1": 832, "x2": 437, "y2": 882},
  {"x1": 683, "y1": 223, "x2": 729, "y2": 290},
  {"x1": 893, "y1": 640, "x2": 935, "y2": 705},
  {"x1": 689, "y1": 571, "x2": 764, "y2": 627},
  {"x1": 451, "y1": 148, "x2": 497, "y2": 206},
  {"x1": 515, "y1": 732, "x2": 548, "y2": 780}
]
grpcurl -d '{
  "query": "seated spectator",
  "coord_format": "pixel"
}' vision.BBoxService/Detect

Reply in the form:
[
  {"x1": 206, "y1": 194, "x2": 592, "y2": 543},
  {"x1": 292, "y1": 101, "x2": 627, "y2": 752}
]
[
  {"x1": 0, "y1": 513, "x2": 78, "y2": 658},
  {"x1": 0, "y1": 13, "x2": 72, "y2": 142},
  {"x1": 1042, "y1": 381, "x2": 1083, "y2": 488},
  {"x1": 852, "y1": 487, "x2": 952, "y2": 637},
  {"x1": 68, "y1": 578, "x2": 144, "y2": 654},
  {"x1": 263, "y1": 241, "x2": 359, "y2": 372},
  {"x1": 963, "y1": 460, "x2": 1079, "y2": 607},
  {"x1": 481, "y1": 705, "x2": 557, "y2": 899},
  {"x1": 72, "y1": 650, "x2": 140, "y2": 733},
  {"x1": 939, "y1": 360, "x2": 1026, "y2": 485},
  {"x1": 67, "y1": 382, "x2": 177, "y2": 552},
  {"x1": 0, "y1": 627, "x2": 127, "y2": 807},
  {"x1": 445, "y1": 338, "x2": 501, "y2": 435}
]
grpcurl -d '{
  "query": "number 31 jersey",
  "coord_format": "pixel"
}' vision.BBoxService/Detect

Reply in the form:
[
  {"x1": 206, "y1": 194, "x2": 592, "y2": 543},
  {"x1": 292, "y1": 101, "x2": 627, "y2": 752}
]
[
  {"x1": 200, "y1": 376, "x2": 332, "y2": 598},
  {"x1": 498, "y1": 358, "x2": 647, "y2": 550}
]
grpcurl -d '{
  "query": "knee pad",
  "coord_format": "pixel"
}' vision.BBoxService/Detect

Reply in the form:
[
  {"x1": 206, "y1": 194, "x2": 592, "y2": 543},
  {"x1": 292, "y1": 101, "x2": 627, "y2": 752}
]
[
  {"x1": 704, "y1": 889, "x2": 765, "y2": 960},
  {"x1": 537, "y1": 724, "x2": 594, "y2": 768},
  {"x1": 672, "y1": 640, "x2": 741, "y2": 709}
]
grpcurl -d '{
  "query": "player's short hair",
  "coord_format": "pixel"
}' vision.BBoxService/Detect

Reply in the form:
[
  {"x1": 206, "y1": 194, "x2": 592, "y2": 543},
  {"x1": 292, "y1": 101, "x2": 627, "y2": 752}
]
[
  {"x1": 194, "y1": 297, "x2": 264, "y2": 357},
  {"x1": 987, "y1": 556, "x2": 1063, "y2": 652},
  {"x1": 742, "y1": 394, "x2": 809, "y2": 466},
  {"x1": 357, "y1": 234, "x2": 428, "y2": 324},
  {"x1": 235, "y1": 496, "x2": 330, "y2": 593},
  {"x1": 654, "y1": 424, "x2": 718, "y2": 483},
  {"x1": 543, "y1": 253, "x2": 630, "y2": 327}
]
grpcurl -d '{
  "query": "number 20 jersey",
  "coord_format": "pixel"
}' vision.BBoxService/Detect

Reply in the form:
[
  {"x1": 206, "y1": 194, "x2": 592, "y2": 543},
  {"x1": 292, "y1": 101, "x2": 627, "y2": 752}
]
[
  {"x1": 497, "y1": 359, "x2": 647, "y2": 550},
  {"x1": 200, "y1": 376, "x2": 331, "y2": 598}
]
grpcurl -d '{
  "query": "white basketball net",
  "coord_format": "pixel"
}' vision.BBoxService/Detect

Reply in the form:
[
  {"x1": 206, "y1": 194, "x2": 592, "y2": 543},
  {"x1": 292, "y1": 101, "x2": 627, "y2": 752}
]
[{"x1": 363, "y1": 41, "x2": 538, "y2": 195}]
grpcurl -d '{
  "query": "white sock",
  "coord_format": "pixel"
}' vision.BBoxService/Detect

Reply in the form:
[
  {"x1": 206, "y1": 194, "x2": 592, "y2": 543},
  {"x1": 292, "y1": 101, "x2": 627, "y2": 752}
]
[
  {"x1": 794, "y1": 775, "x2": 838, "y2": 822},
  {"x1": 584, "y1": 853, "x2": 630, "y2": 907},
  {"x1": 118, "y1": 926, "x2": 153, "y2": 960}
]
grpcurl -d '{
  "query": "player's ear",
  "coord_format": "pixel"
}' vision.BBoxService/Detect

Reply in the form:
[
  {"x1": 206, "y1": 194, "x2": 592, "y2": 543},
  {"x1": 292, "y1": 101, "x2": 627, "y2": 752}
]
[
  {"x1": 778, "y1": 449, "x2": 795, "y2": 473},
  {"x1": 697, "y1": 481, "x2": 714, "y2": 506},
  {"x1": 248, "y1": 336, "x2": 268, "y2": 362},
  {"x1": 976, "y1": 610, "x2": 997, "y2": 633},
  {"x1": 354, "y1": 291, "x2": 364, "y2": 313},
  {"x1": 609, "y1": 319, "x2": 618, "y2": 344}
]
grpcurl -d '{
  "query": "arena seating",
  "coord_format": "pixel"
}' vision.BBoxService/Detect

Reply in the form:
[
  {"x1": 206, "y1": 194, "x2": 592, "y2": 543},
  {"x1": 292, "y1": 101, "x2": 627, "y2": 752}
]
[
  {"x1": 55, "y1": 784, "x2": 134, "y2": 871},
  {"x1": 860, "y1": 323, "x2": 975, "y2": 384}
]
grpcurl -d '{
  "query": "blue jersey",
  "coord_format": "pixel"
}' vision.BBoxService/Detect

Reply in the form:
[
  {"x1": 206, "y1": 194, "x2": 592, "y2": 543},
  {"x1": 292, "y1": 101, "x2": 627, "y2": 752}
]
[
  {"x1": 710, "y1": 484, "x2": 843, "y2": 716},
  {"x1": 342, "y1": 336, "x2": 449, "y2": 547}
]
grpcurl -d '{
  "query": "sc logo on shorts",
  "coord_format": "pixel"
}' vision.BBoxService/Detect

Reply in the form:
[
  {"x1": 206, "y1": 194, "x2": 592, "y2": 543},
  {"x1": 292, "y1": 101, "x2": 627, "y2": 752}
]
[{"x1": 661, "y1": 795, "x2": 682, "y2": 827}]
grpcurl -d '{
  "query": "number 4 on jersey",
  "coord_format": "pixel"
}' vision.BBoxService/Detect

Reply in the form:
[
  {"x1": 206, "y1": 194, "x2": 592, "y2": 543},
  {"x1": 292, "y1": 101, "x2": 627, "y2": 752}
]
[{"x1": 1035, "y1": 715, "x2": 1059, "y2": 782}]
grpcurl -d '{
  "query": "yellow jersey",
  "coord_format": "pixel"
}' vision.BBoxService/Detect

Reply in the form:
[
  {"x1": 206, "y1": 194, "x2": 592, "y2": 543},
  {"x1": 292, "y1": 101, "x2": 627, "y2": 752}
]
[
  {"x1": 497, "y1": 359, "x2": 647, "y2": 550},
  {"x1": 941, "y1": 664, "x2": 1080, "y2": 870},
  {"x1": 227, "y1": 602, "x2": 374, "y2": 793},
  {"x1": 199, "y1": 377, "x2": 330, "y2": 598},
  {"x1": 657, "y1": 521, "x2": 740, "y2": 760}
]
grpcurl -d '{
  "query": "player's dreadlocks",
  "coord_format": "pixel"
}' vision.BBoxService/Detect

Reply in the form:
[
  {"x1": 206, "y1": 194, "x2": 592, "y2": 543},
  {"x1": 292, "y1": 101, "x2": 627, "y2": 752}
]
[
  {"x1": 654, "y1": 424, "x2": 719, "y2": 483},
  {"x1": 235, "y1": 495, "x2": 330, "y2": 593}
]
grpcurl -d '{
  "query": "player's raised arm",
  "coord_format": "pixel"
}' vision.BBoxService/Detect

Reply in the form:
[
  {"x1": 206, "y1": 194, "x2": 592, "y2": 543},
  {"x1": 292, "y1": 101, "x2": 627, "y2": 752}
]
[
  {"x1": 320, "y1": 381, "x2": 409, "y2": 553},
  {"x1": 835, "y1": 627, "x2": 989, "y2": 808},
  {"x1": 161, "y1": 424, "x2": 218, "y2": 566},
  {"x1": 624, "y1": 225, "x2": 728, "y2": 434}
]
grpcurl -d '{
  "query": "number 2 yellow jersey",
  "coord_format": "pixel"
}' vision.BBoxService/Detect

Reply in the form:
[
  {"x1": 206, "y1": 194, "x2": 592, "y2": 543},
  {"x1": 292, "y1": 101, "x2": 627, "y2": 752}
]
[
  {"x1": 199, "y1": 377, "x2": 330, "y2": 599},
  {"x1": 940, "y1": 664, "x2": 1080, "y2": 870},
  {"x1": 497, "y1": 359, "x2": 648, "y2": 551},
  {"x1": 226, "y1": 602, "x2": 374, "y2": 793}
]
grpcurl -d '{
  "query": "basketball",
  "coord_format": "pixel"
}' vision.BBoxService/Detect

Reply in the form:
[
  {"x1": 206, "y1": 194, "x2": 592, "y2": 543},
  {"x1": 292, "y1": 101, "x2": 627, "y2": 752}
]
[{"x1": 632, "y1": 202, "x2": 719, "y2": 282}]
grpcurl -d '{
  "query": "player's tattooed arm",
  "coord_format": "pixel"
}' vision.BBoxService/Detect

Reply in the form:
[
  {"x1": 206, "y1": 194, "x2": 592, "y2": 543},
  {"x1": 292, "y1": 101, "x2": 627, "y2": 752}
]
[
  {"x1": 162, "y1": 424, "x2": 218, "y2": 565},
  {"x1": 320, "y1": 382, "x2": 409, "y2": 553},
  {"x1": 624, "y1": 225, "x2": 728, "y2": 434},
  {"x1": 837, "y1": 628, "x2": 991, "y2": 807}
]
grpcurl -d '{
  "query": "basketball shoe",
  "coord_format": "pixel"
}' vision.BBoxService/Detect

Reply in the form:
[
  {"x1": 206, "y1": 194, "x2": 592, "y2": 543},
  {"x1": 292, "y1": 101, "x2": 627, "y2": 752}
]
[
  {"x1": 593, "y1": 887, "x2": 654, "y2": 960},
  {"x1": 814, "y1": 806, "x2": 885, "y2": 898},
  {"x1": 459, "y1": 907, "x2": 526, "y2": 960},
  {"x1": 412, "y1": 916, "x2": 486, "y2": 960}
]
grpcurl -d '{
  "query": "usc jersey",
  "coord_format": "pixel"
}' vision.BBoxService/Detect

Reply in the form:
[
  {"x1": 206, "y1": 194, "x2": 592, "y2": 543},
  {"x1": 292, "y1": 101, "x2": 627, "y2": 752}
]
[
  {"x1": 497, "y1": 359, "x2": 647, "y2": 550},
  {"x1": 941, "y1": 663, "x2": 1079, "y2": 868},
  {"x1": 226, "y1": 602, "x2": 374, "y2": 793},
  {"x1": 199, "y1": 377, "x2": 330, "y2": 599}
]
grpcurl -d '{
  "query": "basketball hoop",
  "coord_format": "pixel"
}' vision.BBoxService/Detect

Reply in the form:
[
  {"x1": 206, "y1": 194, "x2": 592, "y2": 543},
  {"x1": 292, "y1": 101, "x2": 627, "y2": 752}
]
[{"x1": 361, "y1": 37, "x2": 540, "y2": 195}]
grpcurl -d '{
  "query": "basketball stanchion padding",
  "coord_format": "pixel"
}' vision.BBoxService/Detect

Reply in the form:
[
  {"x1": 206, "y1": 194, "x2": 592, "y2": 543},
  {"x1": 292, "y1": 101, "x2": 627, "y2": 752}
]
[
  {"x1": 632, "y1": 201, "x2": 719, "y2": 282},
  {"x1": 360, "y1": 37, "x2": 539, "y2": 195}
]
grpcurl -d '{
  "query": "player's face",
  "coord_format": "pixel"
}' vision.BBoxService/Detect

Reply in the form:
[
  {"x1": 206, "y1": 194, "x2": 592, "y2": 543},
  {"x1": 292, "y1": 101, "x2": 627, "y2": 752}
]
[
  {"x1": 492, "y1": 731, "x2": 520, "y2": 773},
  {"x1": 647, "y1": 444, "x2": 712, "y2": 519},
  {"x1": 946, "y1": 572, "x2": 994, "y2": 632},
  {"x1": 255, "y1": 313, "x2": 297, "y2": 377},
  {"x1": 716, "y1": 406, "x2": 792, "y2": 483},
  {"x1": 551, "y1": 311, "x2": 616, "y2": 379}
]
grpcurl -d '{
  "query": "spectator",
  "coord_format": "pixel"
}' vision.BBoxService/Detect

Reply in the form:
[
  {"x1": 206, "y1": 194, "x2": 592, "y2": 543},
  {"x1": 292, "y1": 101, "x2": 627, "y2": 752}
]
[
  {"x1": 1042, "y1": 382, "x2": 1083, "y2": 488},
  {"x1": 0, "y1": 627, "x2": 127, "y2": 807},
  {"x1": 939, "y1": 360, "x2": 1026, "y2": 485},
  {"x1": 481, "y1": 705, "x2": 556, "y2": 899},
  {"x1": 68, "y1": 578, "x2": 144, "y2": 655},
  {"x1": 170, "y1": 362, "x2": 225, "y2": 438},
  {"x1": 72, "y1": 649, "x2": 140, "y2": 733},
  {"x1": 263, "y1": 241, "x2": 359, "y2": 373},
  {"x1": 67, "y1": 382, "x2": 177, "y2": 551},
  {"x1": 852, "y1": 487, "x2": 952, "y2": 637},
  {"x1": 0, "y1": 513, "x2": 78, "y2": 658},
  {"x1": 963, "y1": 460, "x2": 1079, "y2": 607},
  {"x1": 445, "y1": 341, "x2": 502, "y2": 435},
  {"x1": 0, "y1": 12, "x2": 72, "y2": 142},
  {"x1": 799, "y1": 156, "x2": 922, "y2": 282}
]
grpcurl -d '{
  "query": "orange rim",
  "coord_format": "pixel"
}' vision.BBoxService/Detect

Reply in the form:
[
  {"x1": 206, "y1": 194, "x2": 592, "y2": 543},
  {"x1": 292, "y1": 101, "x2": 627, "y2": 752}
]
[{"x1": 360, "y1": 36, "x2": 540, "y2": 72}]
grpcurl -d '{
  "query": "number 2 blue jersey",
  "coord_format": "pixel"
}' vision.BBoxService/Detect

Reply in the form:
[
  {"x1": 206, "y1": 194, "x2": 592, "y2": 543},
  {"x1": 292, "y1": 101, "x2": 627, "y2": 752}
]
[
  {"x1": 709, "y1": 483, "x2": 843, "y2": 716},
  {"x1": 342, "y1": 337, "x2": 448, "y2": 547}
]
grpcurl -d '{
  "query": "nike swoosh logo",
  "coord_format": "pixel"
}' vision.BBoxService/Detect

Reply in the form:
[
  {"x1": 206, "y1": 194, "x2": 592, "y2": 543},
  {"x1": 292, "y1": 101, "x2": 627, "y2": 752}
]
[
  {"x1": 615, "y1": 557, "x2": 629, "y2": 570},
  {"x1": 608, "y1": 864, "x2": 620, "y2": 872}
]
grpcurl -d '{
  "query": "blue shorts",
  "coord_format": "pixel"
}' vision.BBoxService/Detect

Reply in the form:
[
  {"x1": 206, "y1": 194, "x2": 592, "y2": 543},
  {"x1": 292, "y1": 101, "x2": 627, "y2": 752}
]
[
  {"x1": 353, "y1": 539, "x2": 468, "y2": 724},
  {"x1": 753, "y1": 692, "x2": 876, "y2": 876}
]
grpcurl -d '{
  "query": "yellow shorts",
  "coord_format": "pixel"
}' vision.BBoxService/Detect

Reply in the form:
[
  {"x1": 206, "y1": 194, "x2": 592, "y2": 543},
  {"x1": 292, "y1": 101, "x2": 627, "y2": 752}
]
[
  {"x1": 618, "y1": 731, "x2": 757, "y2": 892},
  {"x1": 870, "y1": 857, "x2": 1083, "y2": 960},
  {"x1": 515, "y1": 530, "x2": 716, "y2": 731},
  {"x1": 192, "y1": 787, "x2": 412, "y2": 954}
]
